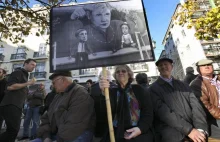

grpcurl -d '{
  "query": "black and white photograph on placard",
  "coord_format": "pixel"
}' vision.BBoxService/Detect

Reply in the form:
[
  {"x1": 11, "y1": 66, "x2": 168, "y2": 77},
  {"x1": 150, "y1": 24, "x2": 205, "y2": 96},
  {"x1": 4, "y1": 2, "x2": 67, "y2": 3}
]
[{"x1": 50, "y1": 0, "x2": 155, "y2": 72}]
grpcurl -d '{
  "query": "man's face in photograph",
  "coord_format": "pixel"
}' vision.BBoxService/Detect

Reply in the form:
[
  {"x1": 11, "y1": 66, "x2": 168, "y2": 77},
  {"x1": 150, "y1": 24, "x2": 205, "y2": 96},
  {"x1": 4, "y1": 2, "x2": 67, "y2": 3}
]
[{"x1": 78, "y1": 30, "x2": 87, "y2": 42}]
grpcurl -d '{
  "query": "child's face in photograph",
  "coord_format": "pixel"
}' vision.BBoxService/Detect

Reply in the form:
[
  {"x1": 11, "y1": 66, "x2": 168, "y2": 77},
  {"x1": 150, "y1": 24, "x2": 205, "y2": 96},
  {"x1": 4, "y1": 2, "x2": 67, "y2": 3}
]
[
  {"x1": 122, "y1": 25, "x2": 129, "y2": 34},
  {"x1": 78, "y1": 30, "x2": 87, "y2": 42},
  {"x1": 91, "y1": 7, "x2": 111, "y2": 30}
]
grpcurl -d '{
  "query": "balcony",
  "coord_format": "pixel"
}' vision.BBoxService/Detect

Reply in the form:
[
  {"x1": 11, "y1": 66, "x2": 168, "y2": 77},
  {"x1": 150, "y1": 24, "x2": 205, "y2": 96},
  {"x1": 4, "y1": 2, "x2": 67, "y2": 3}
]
[
  {"x1": 204, "y1": 49, "x2": 220, "y2": 58},
  {"x1": 29, "y1": 72, "x2": 47, "y2": 80},
  {"x1": 129, "y1": 63, "x2": 148, "y2": 72},
  {"x1": 10, "y1": 53, "x2": 27, "y2": 61},
  {"x1": 79, "y1": 69, "x2": 98, "y2": 77},
  {"x1": 0, "y1": 54, "x2": 5, "y2": 62},
  {"x1": 33, "y1": 52, "x2": 48, "y2": 59}
]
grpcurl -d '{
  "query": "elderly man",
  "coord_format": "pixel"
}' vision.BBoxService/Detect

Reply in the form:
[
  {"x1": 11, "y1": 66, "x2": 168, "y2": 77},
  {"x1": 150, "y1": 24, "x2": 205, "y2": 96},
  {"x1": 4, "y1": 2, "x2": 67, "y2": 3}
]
[
  {"x1": 33, "y1": 71, "x2": 95, "y2": 142},
  {"x1": 190, "y1": 59, "x2": 220, "y2": 141},
  {"x1": 148, "y1": 57, "x2": 208, "y2": 142}
]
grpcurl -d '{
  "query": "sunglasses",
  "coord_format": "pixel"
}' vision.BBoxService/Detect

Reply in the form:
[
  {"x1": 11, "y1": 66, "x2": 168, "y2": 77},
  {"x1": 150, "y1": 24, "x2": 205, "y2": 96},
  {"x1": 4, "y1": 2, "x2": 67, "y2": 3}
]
[{"x1": 116, "y1": 69, "x2": 127, "y2": 74}]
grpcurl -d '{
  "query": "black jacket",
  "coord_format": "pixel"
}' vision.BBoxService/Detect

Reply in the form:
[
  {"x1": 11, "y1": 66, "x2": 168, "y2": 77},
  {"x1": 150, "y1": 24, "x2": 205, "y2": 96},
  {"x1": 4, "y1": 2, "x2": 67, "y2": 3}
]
[
  {"x1": 148, "y1": 77, "x2": 208, "y2": 142},
  {"x1": 0, "y1": 68, "x2": 29, "y2": 109},
  {"x1": 100, "y1": 84, "x2": 154, "y2": 142},
  {"x1": 44, "y1": 90, "x2": 56, "y2": 112},
  {"x1": 90, "y1": 82, "x2": 117, "y2": 137},
  {"x1": 183, "y1": 73, "x2": 197, "y2": 85},
  {"x1": 0, "y1": 78, "x2": 7, "y2": 103}
]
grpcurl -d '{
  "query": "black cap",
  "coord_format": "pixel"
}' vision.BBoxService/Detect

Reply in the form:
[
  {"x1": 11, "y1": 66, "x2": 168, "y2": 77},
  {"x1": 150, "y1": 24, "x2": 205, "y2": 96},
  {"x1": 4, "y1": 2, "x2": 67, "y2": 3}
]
[
  {"x1": 155, "y1": 57, "x2": 173, "y2": 66},
  {"x1": 49, "y1": 71, "x2": 72, "y2": 80}
]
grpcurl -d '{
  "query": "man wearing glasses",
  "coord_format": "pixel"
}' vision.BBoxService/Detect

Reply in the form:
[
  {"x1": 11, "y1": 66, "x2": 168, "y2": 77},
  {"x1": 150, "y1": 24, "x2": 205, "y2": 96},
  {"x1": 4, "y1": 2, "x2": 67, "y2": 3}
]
[
  {"x1": 0, "y1": 68, "x2": 7, "y2": 132},
  {"x1": 33, "y1": 71, "x2": 95, "y2": 142},
  {"x1": 190, "y1": 59, "x2": 220, "y2": 141}
]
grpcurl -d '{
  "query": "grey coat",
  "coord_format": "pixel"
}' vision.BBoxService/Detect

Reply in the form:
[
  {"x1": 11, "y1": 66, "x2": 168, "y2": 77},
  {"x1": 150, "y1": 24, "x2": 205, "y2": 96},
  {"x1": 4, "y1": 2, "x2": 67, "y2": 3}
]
[{"x1": 148, "y1": 77, "x2": 208, "y2": 142}]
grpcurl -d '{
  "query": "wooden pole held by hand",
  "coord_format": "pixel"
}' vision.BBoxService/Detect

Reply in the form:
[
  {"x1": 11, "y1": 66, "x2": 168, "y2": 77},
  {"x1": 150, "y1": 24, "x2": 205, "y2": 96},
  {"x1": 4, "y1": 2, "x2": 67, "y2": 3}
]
[{"x1": 102, "y1": 67, "x2": 115, "y2": 142}]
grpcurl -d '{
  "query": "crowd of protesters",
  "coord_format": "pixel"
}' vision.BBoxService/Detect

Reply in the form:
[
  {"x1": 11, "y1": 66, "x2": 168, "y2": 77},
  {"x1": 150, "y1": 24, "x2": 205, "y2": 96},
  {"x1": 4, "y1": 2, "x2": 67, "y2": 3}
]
[{"x1": 0, "y1": 57, "x2": 220, "y2": 142}]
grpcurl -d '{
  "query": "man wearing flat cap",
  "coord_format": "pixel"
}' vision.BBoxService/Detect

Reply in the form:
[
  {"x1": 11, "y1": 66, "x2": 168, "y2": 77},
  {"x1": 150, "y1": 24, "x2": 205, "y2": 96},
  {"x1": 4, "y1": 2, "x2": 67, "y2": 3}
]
[
  {"x1": 148, "y1": 57, "x2": 208, "y2": 142},
  {"x1": 190, "y1": 59, "x2": 220, "y2": 141},
  {"x1": 33, "y1": 71, "x2": 96, "y2": 142}
]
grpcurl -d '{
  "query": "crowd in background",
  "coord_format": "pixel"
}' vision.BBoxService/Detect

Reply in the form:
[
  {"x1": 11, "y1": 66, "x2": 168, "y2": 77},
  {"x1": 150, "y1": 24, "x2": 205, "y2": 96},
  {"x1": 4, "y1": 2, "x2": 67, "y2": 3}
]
[{"x1": 0, "y1": 57, "x2": 220, "y2": 142}]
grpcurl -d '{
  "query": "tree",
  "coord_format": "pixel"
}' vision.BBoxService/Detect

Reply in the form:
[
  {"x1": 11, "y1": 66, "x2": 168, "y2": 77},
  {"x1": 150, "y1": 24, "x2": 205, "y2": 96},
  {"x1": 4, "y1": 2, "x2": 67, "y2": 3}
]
[
  {"x1": 0, "y1": 0, "x2": 77, "y2": 43},
  {"x1": 174, "y1": 0, "x2": 220, "y2": 40}
]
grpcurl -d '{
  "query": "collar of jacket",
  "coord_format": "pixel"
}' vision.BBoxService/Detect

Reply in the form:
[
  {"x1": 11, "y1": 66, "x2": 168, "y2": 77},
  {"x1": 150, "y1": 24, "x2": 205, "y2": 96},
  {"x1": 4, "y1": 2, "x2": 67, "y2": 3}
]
[
  {"x1": 64, "y1": 82, "x2": 76, "y2": 93},
  {"x1": 16, "y1": 67, "x2": 29, "y2": 77},
  {"x1": 157, "y1": 77, "x2": 174, "y2": 85}
]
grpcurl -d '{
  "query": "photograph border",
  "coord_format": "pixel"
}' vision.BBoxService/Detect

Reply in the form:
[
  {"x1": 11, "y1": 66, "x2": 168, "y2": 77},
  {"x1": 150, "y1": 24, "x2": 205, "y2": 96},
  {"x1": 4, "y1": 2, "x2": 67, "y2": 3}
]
[{"x1": 49, "y1": 0, "x2": 155, "y2": 72}]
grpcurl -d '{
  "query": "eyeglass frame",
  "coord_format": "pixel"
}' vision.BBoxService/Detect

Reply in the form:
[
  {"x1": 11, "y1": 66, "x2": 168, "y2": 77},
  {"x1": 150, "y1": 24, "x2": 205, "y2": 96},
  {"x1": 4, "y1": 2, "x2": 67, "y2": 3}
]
[
  {"x1": 52, "y1": 77, "x2": 63, "y2": 85},
  {"x1": 116, "y1": 69, "x2": 127, "y2": 74}
]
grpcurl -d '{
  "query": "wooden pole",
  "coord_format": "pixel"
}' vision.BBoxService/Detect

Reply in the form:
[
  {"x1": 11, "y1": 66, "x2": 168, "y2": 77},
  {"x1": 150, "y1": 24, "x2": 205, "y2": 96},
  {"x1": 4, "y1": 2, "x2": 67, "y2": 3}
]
[{"x1": 102, "y1": 67, "x2": 115, "y2": 142}]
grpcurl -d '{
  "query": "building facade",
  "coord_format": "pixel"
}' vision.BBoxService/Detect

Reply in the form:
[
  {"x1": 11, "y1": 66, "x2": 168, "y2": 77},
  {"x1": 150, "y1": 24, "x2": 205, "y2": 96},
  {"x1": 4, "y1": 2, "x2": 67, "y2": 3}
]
[{"x1": 161, "y1": 1, "x2": 220, "y2": 80}]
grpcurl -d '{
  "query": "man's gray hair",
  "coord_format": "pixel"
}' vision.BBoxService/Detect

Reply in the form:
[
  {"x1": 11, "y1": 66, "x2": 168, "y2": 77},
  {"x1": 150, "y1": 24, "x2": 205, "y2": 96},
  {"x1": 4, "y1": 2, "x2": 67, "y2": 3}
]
[{"x1": 65, "y1": 76, "x2": 73, "y2": 82}]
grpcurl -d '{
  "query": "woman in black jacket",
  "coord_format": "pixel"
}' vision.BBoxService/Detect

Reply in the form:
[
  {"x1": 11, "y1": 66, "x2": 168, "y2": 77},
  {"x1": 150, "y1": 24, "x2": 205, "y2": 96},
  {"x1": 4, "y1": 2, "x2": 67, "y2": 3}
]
[{"x1": 99, "y1": 65, "x2": 154, "y2": 142}]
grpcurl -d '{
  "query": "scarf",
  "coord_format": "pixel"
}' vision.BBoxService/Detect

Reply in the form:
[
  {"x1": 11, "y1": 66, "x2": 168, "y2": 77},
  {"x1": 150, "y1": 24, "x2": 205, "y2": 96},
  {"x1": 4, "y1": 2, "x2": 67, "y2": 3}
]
[{"x1": 113, "y1": 83, "x2": 140, "y2": 140}]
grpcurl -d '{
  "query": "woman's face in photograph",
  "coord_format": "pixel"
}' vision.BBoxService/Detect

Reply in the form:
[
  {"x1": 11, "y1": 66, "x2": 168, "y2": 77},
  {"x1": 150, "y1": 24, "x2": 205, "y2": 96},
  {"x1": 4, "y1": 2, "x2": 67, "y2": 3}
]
[{"x1": 91, "y1": 7, "x2": 111, "y2": 30}]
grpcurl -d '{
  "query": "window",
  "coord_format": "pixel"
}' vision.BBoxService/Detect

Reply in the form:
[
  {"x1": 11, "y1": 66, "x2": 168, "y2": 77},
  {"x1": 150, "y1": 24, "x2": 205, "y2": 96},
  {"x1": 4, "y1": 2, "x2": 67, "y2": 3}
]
[
  {"x1": 175, "y1": 38, "x2": 180, "y2": 46},
  {"x1": 173, "y1": 45, "x2": 176, "y2": 50},
  {"x1": 44, "y1": 27, "x2": 50, "y2": 35},
  {"x1": 0, "y1": 47, "x2": 4, "y2": 54},
  {"x1": 12, "y1": 63, "x2": 23, "y2": 72},
  {"x1": 35, "y1": 62, "x2": 45, "y2": 72},
  {"x1": 14, "y1": 47, "x2": 26, "y2": 54},
  {"x1": 181, "y1": 30, "x2": 186, "y2": 37},
  {"x1": 165, "y1": 45, "x2": 167, "y2": 50},
  {"x1": 39, "y1": 43, "x2": 47, "y2": 55}
]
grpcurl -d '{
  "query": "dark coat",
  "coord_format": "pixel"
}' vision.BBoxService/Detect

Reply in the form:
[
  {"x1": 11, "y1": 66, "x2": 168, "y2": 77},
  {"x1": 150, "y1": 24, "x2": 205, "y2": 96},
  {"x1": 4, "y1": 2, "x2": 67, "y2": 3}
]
[
  {"x1": 100, "y1": 84, "x2": 154, "y2": 142},
  {"x1": 44, "y1": 90, "x2": 56, "y2": 112},
  {"x1": 37, "y1": 83, "x2": 96, "y2": 142},
  {"x1": 90, "y1": 82, "x2": 117, "y2": 137},
  {"x1": 0, "y1": 78, "x2": 7, "y2": 103},
  {"x1": 148, "y1": 77, "x2": 208, "y2": 142},
  {"x1": 183, "y1": 73, "x2": 197, "y2": 85},
  {"x1": 190, "y1": 75, "x2": 220, "y2": 139}
]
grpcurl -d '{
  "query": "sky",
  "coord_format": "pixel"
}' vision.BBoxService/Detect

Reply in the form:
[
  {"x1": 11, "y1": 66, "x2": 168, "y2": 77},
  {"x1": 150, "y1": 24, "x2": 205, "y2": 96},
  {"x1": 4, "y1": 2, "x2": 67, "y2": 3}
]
[
  {"x1": 30, "y1": 0, "x2": 180, "y2": 60},
  {"x1": 143, "y1": 0, "x2": 180, "y2": 59}
]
